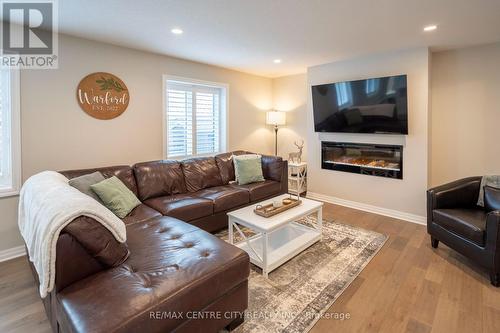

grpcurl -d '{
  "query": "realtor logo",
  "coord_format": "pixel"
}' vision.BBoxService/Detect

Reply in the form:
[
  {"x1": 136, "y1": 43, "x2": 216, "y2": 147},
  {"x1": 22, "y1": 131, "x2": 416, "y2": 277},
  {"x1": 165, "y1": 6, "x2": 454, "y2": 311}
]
[{"x1": 1, "y1": 0, "x2": 58, "y2": 69}]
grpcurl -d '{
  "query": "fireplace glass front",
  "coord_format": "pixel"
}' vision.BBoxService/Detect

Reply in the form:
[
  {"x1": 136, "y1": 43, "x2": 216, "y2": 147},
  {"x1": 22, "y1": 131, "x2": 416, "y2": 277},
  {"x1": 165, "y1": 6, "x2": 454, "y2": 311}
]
[{"x1": 321, "y1": 142, "x2": 403, "y2": 179}]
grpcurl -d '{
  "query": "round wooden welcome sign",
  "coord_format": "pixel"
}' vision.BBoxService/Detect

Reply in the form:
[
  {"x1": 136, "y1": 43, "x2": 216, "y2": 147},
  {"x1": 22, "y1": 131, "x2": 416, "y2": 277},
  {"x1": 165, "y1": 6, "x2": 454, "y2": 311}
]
[{"x1": 76, "y1": 72, "x2": 130, "y2": 120}]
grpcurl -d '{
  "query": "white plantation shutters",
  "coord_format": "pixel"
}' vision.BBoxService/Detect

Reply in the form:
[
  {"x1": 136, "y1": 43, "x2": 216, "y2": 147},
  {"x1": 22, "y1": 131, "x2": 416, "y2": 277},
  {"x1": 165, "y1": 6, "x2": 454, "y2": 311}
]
[
  {"x1": 195, "y1": 91, "x2": 220, "y2": 154},
  {"x1": 365, "y1": 78, "x2": 379, "y2": 95},
  {"x1": 166, "y1": 86, "x2": 193, "y2": 157},
  {"x1": 0, "y1": 68, "x2": 20, "y2": 196},
  {"x1": 335, "y1": 82, "x2": 352, "y2": 107},
  {"x1": 166, "y1": 80, "x2": 223, "y2": 158}
]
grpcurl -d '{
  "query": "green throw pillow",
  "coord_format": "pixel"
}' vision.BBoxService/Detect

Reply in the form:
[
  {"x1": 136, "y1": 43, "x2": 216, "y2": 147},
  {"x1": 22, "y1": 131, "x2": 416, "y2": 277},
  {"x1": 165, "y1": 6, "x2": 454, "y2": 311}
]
[
  {"x1": 233, "y1": 154, "x2": 265, "y2": 185},
  {"x1": 90, "y1": 176, "x2": 141, "y2": 218}
]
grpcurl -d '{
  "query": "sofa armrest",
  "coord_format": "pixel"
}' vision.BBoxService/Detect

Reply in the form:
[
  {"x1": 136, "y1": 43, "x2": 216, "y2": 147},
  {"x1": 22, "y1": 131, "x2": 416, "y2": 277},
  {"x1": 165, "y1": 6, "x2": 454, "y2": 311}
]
[
  {"x1": 54, "y1": 233, "x2": 106, "y2": 291},
  {"x1": 64, "y1": 216, "x2": 130, "y2": 266},
  {"x1": 259, "y1": 154, "x2": 288, "y2": 194},
  {"x1": 427, "y1": 177, "x2": 481, "y2": 214},
  {"x1": 261, "y1": 155, "x2": 284, "y2": 182},
  {"x1": 486, "y1": 211, "x2": 500, "y2": 272},
  {"x1": 54, "y1": 216, "x2": 130, "y2": 291},
  {"x1": 486, "y1": 211, "x2": 500, "y2": 240}
]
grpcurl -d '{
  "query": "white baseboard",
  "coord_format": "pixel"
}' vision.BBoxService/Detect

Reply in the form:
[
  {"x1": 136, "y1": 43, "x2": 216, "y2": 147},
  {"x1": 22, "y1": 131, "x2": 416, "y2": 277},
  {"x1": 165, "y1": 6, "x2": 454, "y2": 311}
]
[
  {"x1": 307, "y1": 192, "x2": 426, "y2": 225},
  {"x1": 0, "y1": 194, "x2": 424, "y2": 262},
  {"x1": 0, "y1": 245, "x2": 26, "y2": 263}
]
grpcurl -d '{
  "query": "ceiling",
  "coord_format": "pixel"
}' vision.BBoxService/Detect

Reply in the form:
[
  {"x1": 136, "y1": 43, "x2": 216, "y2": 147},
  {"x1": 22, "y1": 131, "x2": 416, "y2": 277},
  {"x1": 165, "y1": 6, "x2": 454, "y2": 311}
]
[{"x1": 54, "y1": 0, "x2": 500, "y2": 77}]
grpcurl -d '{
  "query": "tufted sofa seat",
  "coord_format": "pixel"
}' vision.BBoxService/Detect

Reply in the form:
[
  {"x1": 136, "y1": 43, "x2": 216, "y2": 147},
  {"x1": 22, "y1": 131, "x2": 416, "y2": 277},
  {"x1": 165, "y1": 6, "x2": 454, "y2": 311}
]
[
  {"x1": 26, "y1": 151, "x2": 287, "y2": 333},
  {"x1": 122, "y1": 204, "x2": 162, "y2": 225},
  {"x1": 57, "y1": 216, "x2": 250, "y2": 333}
]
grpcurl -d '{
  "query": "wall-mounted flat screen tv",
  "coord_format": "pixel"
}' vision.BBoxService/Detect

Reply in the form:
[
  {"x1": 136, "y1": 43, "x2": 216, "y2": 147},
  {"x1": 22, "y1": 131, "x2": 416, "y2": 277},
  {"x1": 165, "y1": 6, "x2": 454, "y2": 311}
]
[{"x1": 312, "y1": 74, "x2": 408, "y2": 134}]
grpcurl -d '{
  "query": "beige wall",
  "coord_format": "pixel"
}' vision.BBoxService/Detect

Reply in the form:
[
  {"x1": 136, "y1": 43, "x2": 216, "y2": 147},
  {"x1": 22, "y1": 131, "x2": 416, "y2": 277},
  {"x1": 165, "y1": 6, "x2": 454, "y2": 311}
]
[
  {"x1": 431, "y1": 43, "x2": 500, "y2": 186},
  {"x1": 0, "y1": 34, "x2": 274, "y2": 252},
  {"x1": 0, "y1": 197, "x2": 21, "y2": 251},
  {"x1": 22, "y1": 34, "x2": 274, "y2": 176},
  {"x1": 272, "y1": 74, "x2": 308, "y2": 160},
  {"x1": 307, "y1": 48, "x2": 430, "y2": 218},
  {"x1": 274, "y1": 44, "x2": 500, "y2": 218},
  {"x1": 3, "y1": 34, "x2": 497, "y2": 254}
]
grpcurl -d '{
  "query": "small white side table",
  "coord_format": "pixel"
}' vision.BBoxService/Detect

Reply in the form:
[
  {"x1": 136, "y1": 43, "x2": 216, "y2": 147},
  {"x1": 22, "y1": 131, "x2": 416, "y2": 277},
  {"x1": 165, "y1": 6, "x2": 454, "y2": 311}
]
[{"x1": 288, "y1": 162, "x2": 307, "y2": 197}]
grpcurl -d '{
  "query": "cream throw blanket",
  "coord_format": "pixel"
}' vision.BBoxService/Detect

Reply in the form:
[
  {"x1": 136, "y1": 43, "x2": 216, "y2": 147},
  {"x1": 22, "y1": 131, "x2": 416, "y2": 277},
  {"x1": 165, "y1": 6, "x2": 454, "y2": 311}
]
[{"x1": 18, "y1": 171, "x2": 127, "y2": 298}]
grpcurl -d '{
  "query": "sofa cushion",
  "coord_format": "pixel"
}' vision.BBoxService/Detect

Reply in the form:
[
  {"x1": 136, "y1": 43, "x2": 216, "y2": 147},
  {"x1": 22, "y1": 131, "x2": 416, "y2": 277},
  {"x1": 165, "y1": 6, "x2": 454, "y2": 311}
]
[
  {"x1": 91, "y1": 176, "x2": 142, "y2": 218},
  {"x1": 181, "y1": 157, "x2": 223, "y2": 192},
  {"x1": 194, "y1": 185, "x2": 250, "y2": 213},
  {"x1": 122, "y1": 204, "x2": 162, "y2": 225},
  {"x1": 433, "y1": 208, "x2": 487, "y2": 246},
  {"x1": 133, "y1": 160, "x2": 187, "y2": 201},
  {"x1": 144, "y1": 194, "x2": 214, "y2": 221},
  {"x1": 215, "y1": 151, "x2": 248, "y2": 184},
  {"x1": 68, "y1": 171, "x2": 105, "y2": 202},
  {"x1": 60, "y1": 166, "x2": 139, "y2": 196},
  {"x1": 57, "y1": 216, "x2": 250, "y2": 333},
  {"x1": 230, "y1": 179, "x2": 281, "y2": 202},
  {"x1": 233, "y1": 154, "x2": 265, "y2": 185}
]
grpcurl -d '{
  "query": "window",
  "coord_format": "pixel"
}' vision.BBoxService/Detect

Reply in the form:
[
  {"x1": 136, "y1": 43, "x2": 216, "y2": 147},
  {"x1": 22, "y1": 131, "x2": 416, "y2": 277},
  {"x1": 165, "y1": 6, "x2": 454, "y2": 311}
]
[
  {"x1": 365, "y1": 78, "x2": 380, "y2": 95},
  {"x1": 0, "y1": 68, "x2": 21, "y2": 197},
  {"x1": 335, "y1": 82, "x2": 352, "y2": 107},
  {"x1": 164, "y1": 77, "x2": 227, "y2": 159}
]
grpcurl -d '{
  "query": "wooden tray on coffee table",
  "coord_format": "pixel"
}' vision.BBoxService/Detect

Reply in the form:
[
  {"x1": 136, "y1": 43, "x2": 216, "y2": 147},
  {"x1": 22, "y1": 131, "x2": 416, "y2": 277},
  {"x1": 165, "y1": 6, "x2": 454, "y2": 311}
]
[{"x1": 254, "y1": 197, "x2": 301, "y2": 218}]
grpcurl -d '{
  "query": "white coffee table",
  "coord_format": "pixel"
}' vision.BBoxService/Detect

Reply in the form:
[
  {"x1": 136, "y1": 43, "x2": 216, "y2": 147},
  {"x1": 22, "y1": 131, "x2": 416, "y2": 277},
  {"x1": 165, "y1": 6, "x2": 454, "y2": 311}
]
[{"x1": 227, "y1": 194, "x2": 323, "y2": 277}]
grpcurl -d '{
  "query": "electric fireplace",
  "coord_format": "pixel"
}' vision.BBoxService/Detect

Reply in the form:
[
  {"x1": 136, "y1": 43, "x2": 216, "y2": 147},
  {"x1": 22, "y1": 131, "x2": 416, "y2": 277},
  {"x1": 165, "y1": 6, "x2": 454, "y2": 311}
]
[{"x1": 321, "y1": 142, "x2": 403, "y2": 179}]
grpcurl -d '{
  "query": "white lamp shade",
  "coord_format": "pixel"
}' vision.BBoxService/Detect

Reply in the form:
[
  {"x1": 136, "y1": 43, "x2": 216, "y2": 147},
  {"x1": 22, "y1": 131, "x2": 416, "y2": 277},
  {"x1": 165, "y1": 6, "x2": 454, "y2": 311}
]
[{"x1": 266, "y1": 111, "x2": 286, "y2": 126}]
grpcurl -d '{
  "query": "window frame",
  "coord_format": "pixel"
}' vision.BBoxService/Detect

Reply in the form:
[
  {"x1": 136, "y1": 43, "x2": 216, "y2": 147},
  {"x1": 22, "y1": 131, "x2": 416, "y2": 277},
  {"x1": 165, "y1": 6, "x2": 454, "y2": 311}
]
[
  {"x1": 365, "y1": 78, "x2": 380, "y2": 95},
  {"x1": 0, "y1": 67, "x2": 21, "y2": 198},
  {"x1": 163, "y1": 75, "x2": 228, "y2": 160},
  {"x1": 386, "y1": 76, "x2": 396, "y2": 95},
  {"x1": 335, "y1": 82, "x2": 352, "y2": 107}
]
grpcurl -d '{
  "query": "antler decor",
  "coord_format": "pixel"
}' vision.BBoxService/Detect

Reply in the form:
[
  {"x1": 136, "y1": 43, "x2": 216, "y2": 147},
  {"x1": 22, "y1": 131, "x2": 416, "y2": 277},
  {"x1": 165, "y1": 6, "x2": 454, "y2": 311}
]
[{"x1": 288, "y1": 139, "x2": 304, "y2": 163}]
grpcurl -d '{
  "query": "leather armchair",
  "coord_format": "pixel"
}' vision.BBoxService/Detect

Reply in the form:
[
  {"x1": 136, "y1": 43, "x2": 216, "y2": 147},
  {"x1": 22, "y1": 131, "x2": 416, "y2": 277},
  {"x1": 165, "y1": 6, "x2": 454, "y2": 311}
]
[{"x1": 427, "y1": 177, "x2": 500, "y2": 286}]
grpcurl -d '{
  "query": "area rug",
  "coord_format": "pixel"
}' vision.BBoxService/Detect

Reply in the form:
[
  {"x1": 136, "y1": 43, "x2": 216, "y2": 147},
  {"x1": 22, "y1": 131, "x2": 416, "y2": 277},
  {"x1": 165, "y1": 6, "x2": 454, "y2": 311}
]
[{"x1": 216, "y1": 219, "x2": 387, "y2": 333}]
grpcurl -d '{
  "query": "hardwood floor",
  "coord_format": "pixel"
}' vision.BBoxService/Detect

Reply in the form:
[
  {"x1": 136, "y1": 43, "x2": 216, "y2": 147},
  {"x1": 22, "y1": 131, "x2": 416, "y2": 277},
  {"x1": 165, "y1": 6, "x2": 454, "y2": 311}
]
[
  {"x1": 0, "y1": 256, "x2": 51, "y2": 333},
  {"x1": 312, "y1": 204, "x2": 500, "y2": 333},
  {"x1": 1, "y1": 202, "x2": 499, "y2": 333}
]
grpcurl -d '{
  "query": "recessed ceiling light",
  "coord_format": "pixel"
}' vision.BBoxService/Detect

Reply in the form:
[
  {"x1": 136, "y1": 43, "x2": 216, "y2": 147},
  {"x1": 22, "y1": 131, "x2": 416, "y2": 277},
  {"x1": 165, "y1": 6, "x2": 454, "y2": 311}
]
[
  {"x1": 171, "y1": 28, "x2": 183, "y2": 35},
  {"x1": 273, "y1": 59, "x2": 282, "y2": 64},
  {"x1": 423, "y1": 25, "x2": 437, "y2": 32}
]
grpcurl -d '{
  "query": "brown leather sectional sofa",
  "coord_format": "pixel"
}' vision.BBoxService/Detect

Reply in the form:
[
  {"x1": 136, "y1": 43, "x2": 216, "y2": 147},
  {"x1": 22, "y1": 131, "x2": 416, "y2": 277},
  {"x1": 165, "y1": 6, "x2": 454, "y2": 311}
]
[{"x1": 27, "y1": 151, "x2": 288, "y2": 333}]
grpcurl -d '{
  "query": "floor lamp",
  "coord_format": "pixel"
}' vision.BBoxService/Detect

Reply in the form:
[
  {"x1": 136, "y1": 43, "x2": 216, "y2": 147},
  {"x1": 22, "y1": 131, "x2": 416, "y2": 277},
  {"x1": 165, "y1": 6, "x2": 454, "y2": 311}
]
[{"x1": 266, "y1": 110, "x2": 286, "y2": 156}]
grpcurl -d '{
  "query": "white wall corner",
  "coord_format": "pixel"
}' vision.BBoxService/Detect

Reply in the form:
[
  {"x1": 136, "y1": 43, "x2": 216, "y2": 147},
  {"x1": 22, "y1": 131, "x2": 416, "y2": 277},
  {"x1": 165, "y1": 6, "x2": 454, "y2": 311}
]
[{"x1": 306, "y1": 47, "x2": 430, "y2": 217}]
